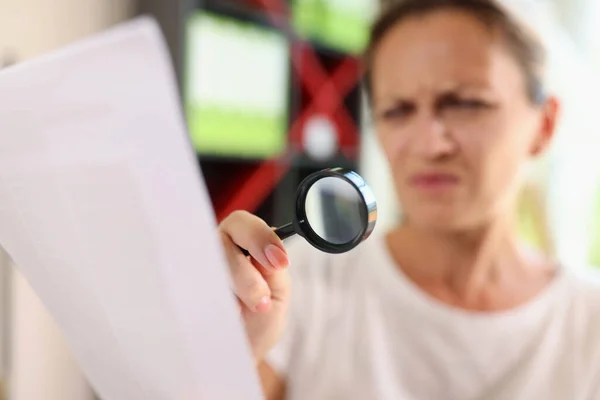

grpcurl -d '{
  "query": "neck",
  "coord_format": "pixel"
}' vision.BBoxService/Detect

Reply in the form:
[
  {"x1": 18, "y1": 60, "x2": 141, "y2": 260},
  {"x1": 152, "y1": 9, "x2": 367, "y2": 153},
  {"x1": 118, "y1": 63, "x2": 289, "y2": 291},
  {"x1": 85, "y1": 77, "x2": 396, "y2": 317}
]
[{"x1": 387, "y1": 215, "x2": 548, "y2": 303}]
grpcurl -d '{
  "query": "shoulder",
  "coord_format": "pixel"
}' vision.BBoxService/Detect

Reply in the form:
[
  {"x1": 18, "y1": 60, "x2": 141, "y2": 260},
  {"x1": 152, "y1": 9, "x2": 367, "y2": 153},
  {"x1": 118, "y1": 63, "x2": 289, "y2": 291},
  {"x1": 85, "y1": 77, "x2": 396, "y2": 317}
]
[
  {"x1": 564, "y1": 265, "x2": 600, "y2": 305},
  {"x1": 557, "y1": 265, "x2": 600, "y2": 324},
  {"x1": 563, "y1": 266, "x2": 600, "y2": 320},
  {"x1": 561, "y1": 266, "x2": 600, "y2": 364}
]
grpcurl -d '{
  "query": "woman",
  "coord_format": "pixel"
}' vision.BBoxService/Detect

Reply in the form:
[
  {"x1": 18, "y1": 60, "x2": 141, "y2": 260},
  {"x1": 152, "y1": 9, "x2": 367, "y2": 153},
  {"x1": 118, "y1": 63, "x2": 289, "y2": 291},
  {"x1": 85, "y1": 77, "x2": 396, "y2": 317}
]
[{"x1": 219, "y1": 0, "x2": 600, "y2": 399}]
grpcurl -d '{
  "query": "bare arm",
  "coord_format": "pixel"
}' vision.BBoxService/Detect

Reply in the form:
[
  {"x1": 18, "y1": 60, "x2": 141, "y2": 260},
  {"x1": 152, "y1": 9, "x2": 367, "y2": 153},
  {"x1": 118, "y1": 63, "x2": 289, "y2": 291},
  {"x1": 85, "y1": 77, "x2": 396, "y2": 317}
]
[{"x1": 259, "y1": 361, "x2": 286, "y2": 400}]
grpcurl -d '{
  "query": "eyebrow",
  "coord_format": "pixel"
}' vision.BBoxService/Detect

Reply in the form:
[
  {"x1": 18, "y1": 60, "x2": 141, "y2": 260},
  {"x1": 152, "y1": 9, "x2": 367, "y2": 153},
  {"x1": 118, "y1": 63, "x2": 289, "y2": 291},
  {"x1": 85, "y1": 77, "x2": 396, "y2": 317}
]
[{"x1": 373, "y1": 82, "x2": 494, "y2": 102}]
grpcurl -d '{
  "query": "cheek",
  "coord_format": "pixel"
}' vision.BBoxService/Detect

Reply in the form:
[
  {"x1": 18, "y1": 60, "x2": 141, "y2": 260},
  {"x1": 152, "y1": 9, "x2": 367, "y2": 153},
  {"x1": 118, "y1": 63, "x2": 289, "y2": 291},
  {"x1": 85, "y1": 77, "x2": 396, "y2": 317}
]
[
  {"x1": 375, "y1": 124, "x2": 412, "y2": 163},
  {"x1": 463, "y1": 122, "x2": 529, "y2": 201},
  {"x1": 376, "y1": 127, "x2": 402, "y2": 163}
]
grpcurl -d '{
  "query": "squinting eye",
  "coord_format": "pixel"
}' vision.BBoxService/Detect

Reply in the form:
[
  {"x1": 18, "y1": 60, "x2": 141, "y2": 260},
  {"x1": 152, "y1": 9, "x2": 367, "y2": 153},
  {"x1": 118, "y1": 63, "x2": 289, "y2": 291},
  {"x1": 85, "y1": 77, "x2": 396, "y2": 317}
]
[
  {"x1": 382, "y1": 108, "x2": 404, "y2": 119},
  {"x1": 457, "y1": 99, "x2": 487, "y2": 108},
  {"x1": 446, "y1": 98, "x2": 489, "y2": 109},
  {"x1": 379, "y1": 104, "x2": 414, "y2": 121}
]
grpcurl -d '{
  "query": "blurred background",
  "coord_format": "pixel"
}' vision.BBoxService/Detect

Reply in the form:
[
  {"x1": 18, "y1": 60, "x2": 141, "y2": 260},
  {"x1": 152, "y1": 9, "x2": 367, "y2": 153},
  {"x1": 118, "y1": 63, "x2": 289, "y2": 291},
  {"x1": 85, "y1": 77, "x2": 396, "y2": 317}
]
[{"x1": 0, "y1": 0, "x2": 598, "y2": 398}]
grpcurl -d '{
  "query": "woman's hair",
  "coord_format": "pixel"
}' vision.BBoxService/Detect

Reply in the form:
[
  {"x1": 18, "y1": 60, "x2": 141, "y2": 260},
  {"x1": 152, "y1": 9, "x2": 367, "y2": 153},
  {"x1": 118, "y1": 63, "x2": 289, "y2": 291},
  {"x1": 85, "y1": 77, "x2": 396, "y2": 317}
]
[{"x1": 364, "y1": 0, "x2": 547, "y2": 105}]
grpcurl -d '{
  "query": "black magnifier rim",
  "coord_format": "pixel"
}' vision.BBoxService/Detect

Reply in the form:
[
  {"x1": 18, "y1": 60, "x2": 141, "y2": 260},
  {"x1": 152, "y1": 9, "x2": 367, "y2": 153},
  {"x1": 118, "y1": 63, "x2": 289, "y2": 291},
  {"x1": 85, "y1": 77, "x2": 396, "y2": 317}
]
[{"x1": 293, "y1": 167, "x2": 377, "y2": 254}]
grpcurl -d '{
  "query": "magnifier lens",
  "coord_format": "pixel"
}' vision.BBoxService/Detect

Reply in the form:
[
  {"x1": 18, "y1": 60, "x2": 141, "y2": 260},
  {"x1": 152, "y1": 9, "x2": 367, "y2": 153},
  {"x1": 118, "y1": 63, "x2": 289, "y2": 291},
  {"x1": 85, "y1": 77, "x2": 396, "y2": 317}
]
[
  {"x1": 304, "y1": 177, "x2": 366, "y2": 245},
  {"x1": 238, "y1": 168, "x2": 376, "y2": 256}
]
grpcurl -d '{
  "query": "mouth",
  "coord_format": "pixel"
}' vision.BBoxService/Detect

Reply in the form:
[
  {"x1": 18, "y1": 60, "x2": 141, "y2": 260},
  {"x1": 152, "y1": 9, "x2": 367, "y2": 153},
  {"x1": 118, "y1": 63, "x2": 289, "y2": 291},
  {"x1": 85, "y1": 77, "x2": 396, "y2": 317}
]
[{"x1": 408, "y1": 172, "x2": 460, "y2": 190}]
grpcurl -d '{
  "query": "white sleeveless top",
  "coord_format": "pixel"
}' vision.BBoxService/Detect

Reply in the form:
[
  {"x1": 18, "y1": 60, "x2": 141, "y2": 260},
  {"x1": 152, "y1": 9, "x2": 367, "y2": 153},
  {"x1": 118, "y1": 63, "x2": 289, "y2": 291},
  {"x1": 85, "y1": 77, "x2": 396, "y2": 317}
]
[{"x1": 265, "y1": 233, "x2": 600, "y2": 400}]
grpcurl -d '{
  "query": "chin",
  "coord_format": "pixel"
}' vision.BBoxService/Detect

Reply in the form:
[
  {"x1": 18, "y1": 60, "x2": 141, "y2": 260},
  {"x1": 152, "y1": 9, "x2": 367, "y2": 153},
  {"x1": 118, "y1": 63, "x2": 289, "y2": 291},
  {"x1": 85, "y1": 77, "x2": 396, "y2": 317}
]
[{"x1": 403, "y1": 204, "x2": 472, "y2": 232}]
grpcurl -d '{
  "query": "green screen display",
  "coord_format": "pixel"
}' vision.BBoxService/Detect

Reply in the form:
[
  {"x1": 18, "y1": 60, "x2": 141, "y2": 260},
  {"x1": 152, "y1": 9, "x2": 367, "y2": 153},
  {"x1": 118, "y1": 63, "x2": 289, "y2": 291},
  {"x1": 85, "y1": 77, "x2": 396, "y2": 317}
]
[
  {"x1": 292, "y1": 0, "x2": 378, "y2": 54},
  {"x1": 184, "y1": 12, "x2": 290, "y2": 158}
]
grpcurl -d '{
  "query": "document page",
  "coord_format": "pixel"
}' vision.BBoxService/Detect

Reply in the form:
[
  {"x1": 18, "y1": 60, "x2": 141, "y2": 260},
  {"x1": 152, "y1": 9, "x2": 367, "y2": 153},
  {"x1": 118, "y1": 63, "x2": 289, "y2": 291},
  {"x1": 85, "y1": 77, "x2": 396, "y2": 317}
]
[{"x1": 0, "y1": 17, "x2": 262, "y2": 400}]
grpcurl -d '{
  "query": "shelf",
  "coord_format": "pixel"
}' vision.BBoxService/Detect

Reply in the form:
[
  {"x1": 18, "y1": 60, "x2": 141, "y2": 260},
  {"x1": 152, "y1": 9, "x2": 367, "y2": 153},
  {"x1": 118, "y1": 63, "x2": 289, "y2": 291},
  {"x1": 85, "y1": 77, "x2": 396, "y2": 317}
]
[
  {"x1": 204, "y1": 0, "x2": 288, "y2": 15},
  {"x1": 197, "y1": 150, "x2": 355, "y2": 168},
  {"x1": 177, "y1": 0, "x2": 364, "y2": 220},
  {"x1": 198, "y1": 151, "x2": 358, "y2": 223},
  {"x1": 287, "y1": 45, "x2": 362, "y2": 161},
  {"x1": 201, "y1": 159, "x2": 290, "y2": 222},
  {"x1": 198, "y1": 0, "x2": 365, "y2": 58},
  {"x1": 198, "y1": 153, "x2": 281, "y2": 164},
  {"x1": 296, "y1": 36, "x2": 355, "y2": 61},
  {"x1": 286, "y1": 150, "x2": 355, "y2": 169},
  {"x1": 201, "y1": 0, "x2": 291, "y2": 34}
]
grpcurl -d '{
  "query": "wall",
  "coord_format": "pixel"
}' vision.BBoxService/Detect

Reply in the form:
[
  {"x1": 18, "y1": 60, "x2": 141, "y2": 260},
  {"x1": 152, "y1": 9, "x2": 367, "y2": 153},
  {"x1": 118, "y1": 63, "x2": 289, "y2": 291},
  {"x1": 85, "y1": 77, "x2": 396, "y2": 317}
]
[{"x1": 0, "y1": 1, "x2": 136, "y2": 399}]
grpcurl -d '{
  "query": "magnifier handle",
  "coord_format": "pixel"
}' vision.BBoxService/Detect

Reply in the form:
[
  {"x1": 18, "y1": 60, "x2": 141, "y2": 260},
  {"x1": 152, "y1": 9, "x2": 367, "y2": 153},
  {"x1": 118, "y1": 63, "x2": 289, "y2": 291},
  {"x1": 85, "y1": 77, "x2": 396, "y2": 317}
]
[
  {"x1": 238, "y1": 222, "x2": 295, "y2": 257},
  {"x1": 273, "y1": 222, "x2": 295, "y2": 240}
]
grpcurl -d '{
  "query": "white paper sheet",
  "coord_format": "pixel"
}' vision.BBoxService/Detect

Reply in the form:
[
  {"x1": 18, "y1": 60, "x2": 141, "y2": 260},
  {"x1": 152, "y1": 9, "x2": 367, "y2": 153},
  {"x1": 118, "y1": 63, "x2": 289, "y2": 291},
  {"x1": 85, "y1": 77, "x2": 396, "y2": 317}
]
[{"x1": 0, "y1": 17, "x2": 262, "y2": 400}]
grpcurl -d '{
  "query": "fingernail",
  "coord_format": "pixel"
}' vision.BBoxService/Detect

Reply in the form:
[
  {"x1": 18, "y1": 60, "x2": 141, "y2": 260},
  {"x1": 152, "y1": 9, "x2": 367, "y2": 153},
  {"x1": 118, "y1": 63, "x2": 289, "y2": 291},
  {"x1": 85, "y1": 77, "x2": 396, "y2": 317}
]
[
  {"x1": 265, "y1": 244, "x2": 289, "y2": 269},
  {"x1": 256, "y1": 296, "x2": 271, "y2": 313}
]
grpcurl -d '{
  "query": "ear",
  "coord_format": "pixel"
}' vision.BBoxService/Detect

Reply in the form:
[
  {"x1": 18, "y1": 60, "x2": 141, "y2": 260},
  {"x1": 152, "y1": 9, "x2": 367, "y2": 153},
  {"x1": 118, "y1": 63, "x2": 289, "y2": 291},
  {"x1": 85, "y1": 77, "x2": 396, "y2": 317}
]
[{"x1": 530, "y1": 96, "x2": 560, "y2": 157}]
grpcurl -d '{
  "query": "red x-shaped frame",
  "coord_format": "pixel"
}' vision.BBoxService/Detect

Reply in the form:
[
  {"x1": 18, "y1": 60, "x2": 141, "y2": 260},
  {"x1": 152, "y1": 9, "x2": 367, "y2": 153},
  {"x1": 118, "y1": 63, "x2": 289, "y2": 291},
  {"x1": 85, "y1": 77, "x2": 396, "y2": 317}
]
[{"x1": 215, "y1": 0, "x2": 362, "y2": 222}]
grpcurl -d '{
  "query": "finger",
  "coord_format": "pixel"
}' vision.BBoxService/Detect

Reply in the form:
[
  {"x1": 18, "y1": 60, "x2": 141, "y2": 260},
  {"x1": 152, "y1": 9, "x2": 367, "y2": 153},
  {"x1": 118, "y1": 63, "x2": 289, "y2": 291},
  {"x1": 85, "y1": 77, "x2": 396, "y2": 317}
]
[
  {"x1": 220, "y1": 211, "x2": 289, "y2": 271},
  {"x1": 220, "y1": 230, "x2": 272, "y2": 313},
  {"x1": 250, "y1": 257, "x2": 290, "y2": 304}
]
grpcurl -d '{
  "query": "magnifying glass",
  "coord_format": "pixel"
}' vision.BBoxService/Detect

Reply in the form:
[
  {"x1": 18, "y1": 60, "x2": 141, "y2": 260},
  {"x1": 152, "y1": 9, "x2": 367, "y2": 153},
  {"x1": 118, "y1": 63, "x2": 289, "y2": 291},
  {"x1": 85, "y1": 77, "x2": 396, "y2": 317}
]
[{"x1": 240, "y1": 167, "x2": 377, "y2": 255}]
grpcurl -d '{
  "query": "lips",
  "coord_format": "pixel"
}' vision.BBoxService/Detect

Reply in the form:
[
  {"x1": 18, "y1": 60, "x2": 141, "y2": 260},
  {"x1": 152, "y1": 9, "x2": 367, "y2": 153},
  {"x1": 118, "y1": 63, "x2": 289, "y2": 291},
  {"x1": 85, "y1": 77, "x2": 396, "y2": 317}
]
[{"x1": 409, "y1": 172, "x2": 459, "y2": 188}]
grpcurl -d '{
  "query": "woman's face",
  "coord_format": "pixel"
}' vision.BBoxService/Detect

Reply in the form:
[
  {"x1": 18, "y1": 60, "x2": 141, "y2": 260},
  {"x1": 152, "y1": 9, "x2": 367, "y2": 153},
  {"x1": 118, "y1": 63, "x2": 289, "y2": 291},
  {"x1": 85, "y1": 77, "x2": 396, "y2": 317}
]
[{"x1": 371, "y1": 10, "x2": 558, "y2": 232}]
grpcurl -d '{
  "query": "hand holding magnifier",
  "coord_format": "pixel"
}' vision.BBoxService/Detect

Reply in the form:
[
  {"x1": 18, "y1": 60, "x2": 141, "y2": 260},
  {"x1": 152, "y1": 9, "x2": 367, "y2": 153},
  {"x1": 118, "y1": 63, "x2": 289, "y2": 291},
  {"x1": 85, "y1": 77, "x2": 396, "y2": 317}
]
[{"x1": 240, "y1": 168, "x2": 377, "y2": 255}]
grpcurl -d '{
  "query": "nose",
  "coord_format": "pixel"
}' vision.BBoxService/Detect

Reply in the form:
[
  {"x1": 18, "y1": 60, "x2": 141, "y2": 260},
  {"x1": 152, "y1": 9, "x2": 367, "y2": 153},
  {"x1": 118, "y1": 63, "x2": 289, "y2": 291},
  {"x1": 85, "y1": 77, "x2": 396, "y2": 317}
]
[{"x1": 408, "y1": 112, "x2": 457, "y2": 159}]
